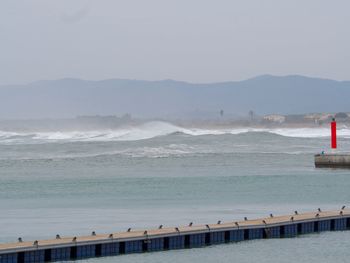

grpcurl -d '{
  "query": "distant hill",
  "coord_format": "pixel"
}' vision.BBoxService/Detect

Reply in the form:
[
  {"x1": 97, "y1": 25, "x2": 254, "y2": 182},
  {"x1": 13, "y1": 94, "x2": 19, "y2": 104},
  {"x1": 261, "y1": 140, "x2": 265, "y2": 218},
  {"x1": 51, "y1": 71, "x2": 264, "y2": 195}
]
[{"x1": 0, "y1": 75, "x2": 349, "y2": 119}]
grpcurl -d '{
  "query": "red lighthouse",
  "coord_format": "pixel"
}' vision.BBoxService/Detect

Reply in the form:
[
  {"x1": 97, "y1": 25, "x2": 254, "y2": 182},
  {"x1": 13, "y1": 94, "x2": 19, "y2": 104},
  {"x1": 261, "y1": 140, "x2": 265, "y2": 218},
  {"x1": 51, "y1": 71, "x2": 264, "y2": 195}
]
[{"x1": 331, "y1": 117, "x2": 337, "y2": 149}]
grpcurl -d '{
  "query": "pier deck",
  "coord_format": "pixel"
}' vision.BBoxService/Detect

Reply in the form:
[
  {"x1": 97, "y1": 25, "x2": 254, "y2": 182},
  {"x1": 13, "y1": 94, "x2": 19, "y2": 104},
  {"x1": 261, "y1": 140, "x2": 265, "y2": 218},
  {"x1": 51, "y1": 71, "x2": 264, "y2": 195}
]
[{"x1": 0, "y1": 209, "x2": 349, "y2": 262}]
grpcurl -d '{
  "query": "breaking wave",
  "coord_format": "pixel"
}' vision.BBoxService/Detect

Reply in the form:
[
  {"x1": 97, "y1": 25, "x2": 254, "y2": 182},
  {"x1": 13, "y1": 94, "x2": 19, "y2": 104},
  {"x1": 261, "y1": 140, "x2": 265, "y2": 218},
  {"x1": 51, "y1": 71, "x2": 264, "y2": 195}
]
[{"x1": 0, "y1": 121, "x2": 349, "y2": 144}]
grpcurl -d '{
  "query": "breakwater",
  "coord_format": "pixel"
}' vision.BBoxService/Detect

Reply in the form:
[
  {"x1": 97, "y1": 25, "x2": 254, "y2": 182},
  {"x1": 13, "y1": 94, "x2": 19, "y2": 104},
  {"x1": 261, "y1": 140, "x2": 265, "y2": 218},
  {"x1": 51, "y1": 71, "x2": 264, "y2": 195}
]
[
  {"x1": 0, "y1": 209, "x2": 349, "y2": 263},
  {"x1": 315, "y1": 154, "x2": 350, "y2": 168}
]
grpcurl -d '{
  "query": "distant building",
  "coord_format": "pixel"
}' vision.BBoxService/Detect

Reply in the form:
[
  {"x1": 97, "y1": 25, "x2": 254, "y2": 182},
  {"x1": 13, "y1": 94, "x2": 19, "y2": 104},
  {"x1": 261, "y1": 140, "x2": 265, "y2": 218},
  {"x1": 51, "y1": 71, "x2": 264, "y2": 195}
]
[
  {"x1": 263, "y1": 114, "x2": 286, "y2": 123},
  {"x1": 335, "y1": 112, "x2": 349, "y2": 119},
  {"x1": 304, "y1": 113, "x2": 339, "y2": 124}
]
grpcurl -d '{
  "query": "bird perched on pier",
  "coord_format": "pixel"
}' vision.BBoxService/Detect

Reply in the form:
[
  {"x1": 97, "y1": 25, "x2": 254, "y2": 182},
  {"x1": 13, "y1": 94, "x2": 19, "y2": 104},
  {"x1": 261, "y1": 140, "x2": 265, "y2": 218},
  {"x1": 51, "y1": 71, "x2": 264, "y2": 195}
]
[
  {"x1": 158, "y1": 225, "x2": 163, "y2": 229},
  {"x1": 244, "y1": 217, "x2": 248, "y2": 221},
  {"x1": 318, "y1": 208, "x2": 322, "y2": 212},
  {"x1": 217, "y1": 220, "x2": 221, "y2": 225},
  {"x1": 56, "y1": 234, "x2": 61, "y2": 239},
  {"x1": 342, "y1": 206, "x2": 346, "y2": 210},
  {"x1": 127, "y1": 228, "x2": 131, "y2": 232},
  {"x1": 294, "y1": 211, "x2": 298, "y2": 215},
  {"x1": 189, "y1": 222, "x2": 193, "y2": 227}
]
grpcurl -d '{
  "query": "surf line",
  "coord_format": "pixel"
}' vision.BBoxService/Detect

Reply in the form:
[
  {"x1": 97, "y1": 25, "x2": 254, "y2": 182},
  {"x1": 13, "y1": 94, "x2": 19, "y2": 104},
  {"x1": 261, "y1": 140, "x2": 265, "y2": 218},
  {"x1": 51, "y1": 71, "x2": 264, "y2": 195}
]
[{"x1": 0, "y1": 208, "x2": 349, "y2": 262}]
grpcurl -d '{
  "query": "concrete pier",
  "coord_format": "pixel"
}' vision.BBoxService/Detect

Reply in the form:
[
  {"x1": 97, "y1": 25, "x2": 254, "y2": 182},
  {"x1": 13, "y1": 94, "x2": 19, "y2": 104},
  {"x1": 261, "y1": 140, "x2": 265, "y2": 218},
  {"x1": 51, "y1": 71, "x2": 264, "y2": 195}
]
[
  {"x1": 0, "y1": 209, "x2": 349, "y2": 263},
  {"x1": 315, "y1": 154, "x2": 350, "y2": 168}
]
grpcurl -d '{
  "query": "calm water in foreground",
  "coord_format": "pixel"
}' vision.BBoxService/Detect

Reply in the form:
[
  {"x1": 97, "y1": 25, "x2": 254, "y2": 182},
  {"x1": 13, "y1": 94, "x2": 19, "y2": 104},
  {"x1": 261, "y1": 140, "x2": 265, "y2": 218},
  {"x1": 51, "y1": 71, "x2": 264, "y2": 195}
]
[{"x1": 1, "y1": 122, "x2": 350, "y2": 262}]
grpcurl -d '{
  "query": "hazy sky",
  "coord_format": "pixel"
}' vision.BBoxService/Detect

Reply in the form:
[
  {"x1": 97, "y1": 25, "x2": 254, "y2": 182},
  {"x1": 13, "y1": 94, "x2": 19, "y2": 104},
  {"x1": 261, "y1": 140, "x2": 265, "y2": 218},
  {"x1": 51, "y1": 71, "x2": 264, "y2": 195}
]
[{"x1": 1, "y1": 0, "x2": 349, "y2": 85}]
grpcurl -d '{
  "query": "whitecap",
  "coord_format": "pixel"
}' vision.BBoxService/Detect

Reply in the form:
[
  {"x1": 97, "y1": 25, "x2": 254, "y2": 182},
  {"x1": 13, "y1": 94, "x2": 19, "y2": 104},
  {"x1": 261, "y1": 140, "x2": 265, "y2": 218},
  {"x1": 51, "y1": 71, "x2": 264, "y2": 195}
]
[{"x1": 0, "y1": 121, "x2": 349, "y2": 144}]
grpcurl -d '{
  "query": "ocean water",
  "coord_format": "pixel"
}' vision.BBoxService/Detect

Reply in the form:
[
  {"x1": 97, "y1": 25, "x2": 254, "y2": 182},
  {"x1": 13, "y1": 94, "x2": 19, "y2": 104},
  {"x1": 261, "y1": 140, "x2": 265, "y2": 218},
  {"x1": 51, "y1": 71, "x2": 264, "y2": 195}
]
[{"x1": 1, "y1": 121, "x2": 350, "y2": 262}]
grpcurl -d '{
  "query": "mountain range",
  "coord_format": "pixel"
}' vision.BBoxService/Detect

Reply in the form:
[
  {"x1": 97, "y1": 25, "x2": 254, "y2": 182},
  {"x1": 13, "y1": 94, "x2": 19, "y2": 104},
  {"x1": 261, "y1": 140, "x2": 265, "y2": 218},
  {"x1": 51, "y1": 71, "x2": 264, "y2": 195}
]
[{"x1": 0, "y1": 75, "x2": 349, "y2": 119}]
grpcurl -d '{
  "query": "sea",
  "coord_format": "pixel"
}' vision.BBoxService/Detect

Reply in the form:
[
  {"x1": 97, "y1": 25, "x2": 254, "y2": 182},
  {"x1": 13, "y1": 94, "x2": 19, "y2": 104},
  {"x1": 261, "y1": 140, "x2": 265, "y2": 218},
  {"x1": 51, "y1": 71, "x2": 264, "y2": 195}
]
[{"x1": 1, "y1": 121, "x2": 350, "y2": 262}]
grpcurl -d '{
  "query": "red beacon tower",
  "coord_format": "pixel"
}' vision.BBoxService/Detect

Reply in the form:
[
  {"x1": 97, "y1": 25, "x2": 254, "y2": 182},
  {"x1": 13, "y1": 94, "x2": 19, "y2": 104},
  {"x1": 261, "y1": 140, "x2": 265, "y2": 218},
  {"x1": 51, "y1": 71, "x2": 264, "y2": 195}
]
[
  {"x1": 315, "y1": 116, "x2": 350, "y2": 168},
  {"x1": 331, "y1": 117, "x2": 337, "y2": 149}
]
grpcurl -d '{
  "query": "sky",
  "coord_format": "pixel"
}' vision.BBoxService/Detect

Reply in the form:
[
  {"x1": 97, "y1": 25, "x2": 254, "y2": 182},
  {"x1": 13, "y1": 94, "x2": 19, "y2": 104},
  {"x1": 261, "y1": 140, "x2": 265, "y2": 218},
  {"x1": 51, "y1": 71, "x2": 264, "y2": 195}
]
[{"x1": 0, "y1": 0, "x2": 349, "y2": 85}]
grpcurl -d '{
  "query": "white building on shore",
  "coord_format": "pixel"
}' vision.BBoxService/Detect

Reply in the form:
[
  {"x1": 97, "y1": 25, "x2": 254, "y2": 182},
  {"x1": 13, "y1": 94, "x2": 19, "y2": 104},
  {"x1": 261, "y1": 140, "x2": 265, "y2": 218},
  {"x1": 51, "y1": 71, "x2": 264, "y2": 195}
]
[{"x1": 263, "y1": 114, "x2": 286, "y2": 123}]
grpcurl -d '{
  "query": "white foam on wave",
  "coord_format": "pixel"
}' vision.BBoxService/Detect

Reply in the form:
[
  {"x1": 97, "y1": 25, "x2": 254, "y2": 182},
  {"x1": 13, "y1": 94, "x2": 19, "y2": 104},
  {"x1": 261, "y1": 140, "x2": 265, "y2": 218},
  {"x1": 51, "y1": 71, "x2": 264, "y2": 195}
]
[
  {"x1": 119, "y1": 144, "x2": 194, "y2": 158},
  {"x1": 0, "y1": 121, "x2": 350, "y2": 144},
  {"x1": 270, "y1": 128, "x2": 350, "y2": 138}
]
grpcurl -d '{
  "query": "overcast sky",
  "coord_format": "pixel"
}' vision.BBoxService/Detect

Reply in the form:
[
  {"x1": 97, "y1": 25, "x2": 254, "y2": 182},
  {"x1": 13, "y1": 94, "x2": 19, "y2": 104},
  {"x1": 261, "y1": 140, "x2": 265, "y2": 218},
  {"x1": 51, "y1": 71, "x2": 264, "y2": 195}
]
[{"x1": 0, "y1": 0, "x2": 349, "y2": 85}]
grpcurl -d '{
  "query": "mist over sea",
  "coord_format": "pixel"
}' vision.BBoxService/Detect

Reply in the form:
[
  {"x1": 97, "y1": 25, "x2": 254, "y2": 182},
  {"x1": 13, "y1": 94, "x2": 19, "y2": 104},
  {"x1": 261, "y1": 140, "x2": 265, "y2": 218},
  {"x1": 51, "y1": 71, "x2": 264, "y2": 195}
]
[{"x1": 1, "y1": 121, "x2": 350, "y2": 262}]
